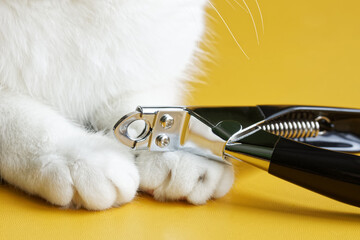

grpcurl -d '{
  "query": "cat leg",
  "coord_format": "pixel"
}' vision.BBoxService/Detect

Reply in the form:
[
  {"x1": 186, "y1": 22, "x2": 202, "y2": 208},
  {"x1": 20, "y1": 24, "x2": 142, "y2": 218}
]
[{"x1": 0, "y1": 91, "x2": 139, "y2": 210}]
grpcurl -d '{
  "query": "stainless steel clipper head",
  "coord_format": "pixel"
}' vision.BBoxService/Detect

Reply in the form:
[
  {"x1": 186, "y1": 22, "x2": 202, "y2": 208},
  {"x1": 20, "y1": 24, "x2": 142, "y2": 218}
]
[{"x1": 114, "y1": 106, "x2": 229, "y2": 163}]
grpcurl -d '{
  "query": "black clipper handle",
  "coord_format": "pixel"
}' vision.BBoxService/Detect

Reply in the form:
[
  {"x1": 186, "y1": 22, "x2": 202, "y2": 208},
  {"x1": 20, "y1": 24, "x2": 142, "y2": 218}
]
[{"x1": 269, "y1": 138, "x2": 360, "y2": 207}]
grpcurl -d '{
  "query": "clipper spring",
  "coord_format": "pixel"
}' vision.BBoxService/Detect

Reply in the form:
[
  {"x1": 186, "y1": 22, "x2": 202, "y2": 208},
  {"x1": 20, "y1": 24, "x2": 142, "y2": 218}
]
[{"x1": 261, "y1": 116, "x2": 331, "y2": 139}]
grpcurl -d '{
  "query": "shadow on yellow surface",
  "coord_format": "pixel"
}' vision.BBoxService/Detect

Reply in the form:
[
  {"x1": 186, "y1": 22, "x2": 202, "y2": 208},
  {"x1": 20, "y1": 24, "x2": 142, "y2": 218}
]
[
  {"x1": 2, "y1": 0, "x2": 360, "y2": 239},
  {"x1": 2, "y1": 174, "x2": 360, "y2": 222},
  {"x1": 1, "y1": 162, "x2": 360, "y2": 240}
]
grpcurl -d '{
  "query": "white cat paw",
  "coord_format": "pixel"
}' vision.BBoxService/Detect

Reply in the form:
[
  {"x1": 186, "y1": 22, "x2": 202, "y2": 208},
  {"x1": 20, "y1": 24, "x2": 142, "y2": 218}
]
[
  {"x1": 35, "y1": 134, "x2": 139, "y2": 210},
  {"x1": 135, "y1": 151, "x2": 234, "y2": 204}
]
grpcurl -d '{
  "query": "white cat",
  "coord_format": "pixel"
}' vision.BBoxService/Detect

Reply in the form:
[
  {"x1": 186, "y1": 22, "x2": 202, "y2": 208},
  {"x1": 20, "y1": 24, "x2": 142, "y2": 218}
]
[{"x1": 0, "y1": 0, "x2": 234, "y2": 210}]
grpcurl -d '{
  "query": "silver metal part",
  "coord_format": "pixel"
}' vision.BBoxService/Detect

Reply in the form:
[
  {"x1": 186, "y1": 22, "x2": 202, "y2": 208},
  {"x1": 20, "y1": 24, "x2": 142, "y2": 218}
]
[
  {"x1": 261, "y1": 119, "x2": 320, "y2": 138},
  {"x1": 113, "y1": 107, "x2": 228, "y2": 163},
  {"x1": 113, "y1": 111, "x2": 153, "y2": 149},
  {"x1": 160, "y1": 114, "x2": 174, "y2": 129},
  {"x1": 155, "y1": 134, "x2": 170, "y2": 148},
  {"x1": 224, "y1": 149, "x2": 270, "y2": 171}
]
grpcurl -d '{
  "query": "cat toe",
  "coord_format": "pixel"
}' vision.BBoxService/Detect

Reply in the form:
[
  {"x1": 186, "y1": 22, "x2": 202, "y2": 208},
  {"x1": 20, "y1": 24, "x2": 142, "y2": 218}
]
[
  {"x1": 136, "y1": 152, "x2": 234, "y2": 204},
  {"x1": 34, "y1": 134, "x2": 139, "y2": 210},
  {"x1": 187, "y1": 164, "x2": 234, "y2": 204},
  {"x1": 35, "y1": 154, "x2": 74, "y2": 207},
  {"x1": 68, "y1": 149, "x2": 139, "y2": 210}
]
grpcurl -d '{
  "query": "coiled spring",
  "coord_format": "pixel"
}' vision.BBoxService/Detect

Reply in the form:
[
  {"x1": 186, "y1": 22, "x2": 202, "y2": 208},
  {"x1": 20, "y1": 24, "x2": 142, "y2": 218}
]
[{"x1": 261, "y1": 118, "x2": 323, "y2": 139}]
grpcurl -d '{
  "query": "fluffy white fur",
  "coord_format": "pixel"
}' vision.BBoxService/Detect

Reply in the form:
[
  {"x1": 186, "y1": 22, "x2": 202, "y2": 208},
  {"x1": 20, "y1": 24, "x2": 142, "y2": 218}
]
[{"x1": 0, "y1": 0, "x2": 234, "y2": 210}]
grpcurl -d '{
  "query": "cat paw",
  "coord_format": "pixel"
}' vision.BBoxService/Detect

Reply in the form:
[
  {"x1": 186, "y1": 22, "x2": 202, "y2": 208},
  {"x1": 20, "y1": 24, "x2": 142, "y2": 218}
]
[
  {"x1": 135, "y1": 151, "x2": 234, "y2": 204},
  {"x1": 35, "y1": 134, "x2": 139, "y2": 210}
]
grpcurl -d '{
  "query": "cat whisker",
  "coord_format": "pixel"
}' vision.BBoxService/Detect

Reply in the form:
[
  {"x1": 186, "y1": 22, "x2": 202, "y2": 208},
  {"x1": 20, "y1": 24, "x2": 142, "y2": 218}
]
[
  {"x1": 232, "y1": 0, "x2": 248, "y2": 13},
  {"x1": 208, "y1": 1, "x2": 250, "y2": 59},
  {"x1": 225, "y1": 0, "x2": 236, "y2": 10},
  {"x1": 242, "y1": 0, "x2": 260, "y2": 45},
  {"x1": 255, "y1": 0, "x2": 264, "y2": 34}
]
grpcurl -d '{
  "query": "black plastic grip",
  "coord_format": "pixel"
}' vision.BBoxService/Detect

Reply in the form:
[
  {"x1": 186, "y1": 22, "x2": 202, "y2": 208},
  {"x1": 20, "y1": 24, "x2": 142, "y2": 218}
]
[{"x1": 269, "y1": 137, "x2": 360, "y2": 207}]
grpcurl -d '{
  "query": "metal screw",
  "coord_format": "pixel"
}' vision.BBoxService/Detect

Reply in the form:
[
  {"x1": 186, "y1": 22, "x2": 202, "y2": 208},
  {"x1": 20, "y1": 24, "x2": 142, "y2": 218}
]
[
  {"x1": 160, "y1": 114, "x2": 174, "y2": 129},
  {"x1": 155, "y1": 134, "x2": 170, "y2": 148}
]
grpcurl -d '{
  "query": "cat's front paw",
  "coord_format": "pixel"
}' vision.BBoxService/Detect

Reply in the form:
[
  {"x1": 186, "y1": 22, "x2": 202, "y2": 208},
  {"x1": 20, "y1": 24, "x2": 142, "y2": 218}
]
[
  {"x1": 36, "y1": 134, "x2": 139, "y2": 210},
  {"x1": 135, "y1": 152, "x2": 234, "y2": 204}
]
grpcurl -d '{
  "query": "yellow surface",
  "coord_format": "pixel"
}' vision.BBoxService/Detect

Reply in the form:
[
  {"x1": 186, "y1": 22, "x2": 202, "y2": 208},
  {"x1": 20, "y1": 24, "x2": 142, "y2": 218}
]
[{"x1": 1, "y1": 0, "x2": 360, "y2": 239}]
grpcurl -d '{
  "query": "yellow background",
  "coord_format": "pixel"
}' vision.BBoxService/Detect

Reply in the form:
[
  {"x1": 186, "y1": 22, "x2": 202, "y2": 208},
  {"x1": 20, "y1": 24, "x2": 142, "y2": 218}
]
[{"x1": 1, "y1": 0, "x2": 360, "y2": 239}]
